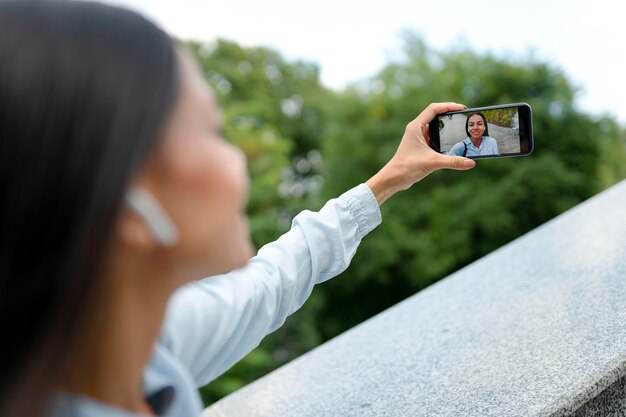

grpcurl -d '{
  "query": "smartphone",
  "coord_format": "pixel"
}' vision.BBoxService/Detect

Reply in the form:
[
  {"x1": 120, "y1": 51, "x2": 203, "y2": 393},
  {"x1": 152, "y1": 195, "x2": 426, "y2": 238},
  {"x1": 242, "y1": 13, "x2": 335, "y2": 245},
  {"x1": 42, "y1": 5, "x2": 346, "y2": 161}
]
[{"x1": 428, "y1": 102, "x2": 533, "y2": 159}]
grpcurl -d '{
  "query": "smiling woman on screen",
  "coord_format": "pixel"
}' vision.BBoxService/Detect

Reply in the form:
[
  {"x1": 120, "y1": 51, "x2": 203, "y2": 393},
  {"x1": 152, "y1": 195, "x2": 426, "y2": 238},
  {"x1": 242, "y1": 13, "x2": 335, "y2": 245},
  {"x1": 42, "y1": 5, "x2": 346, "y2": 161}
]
[{"x1": 447, "y1": 112, "x2": 499, "y2": 157}]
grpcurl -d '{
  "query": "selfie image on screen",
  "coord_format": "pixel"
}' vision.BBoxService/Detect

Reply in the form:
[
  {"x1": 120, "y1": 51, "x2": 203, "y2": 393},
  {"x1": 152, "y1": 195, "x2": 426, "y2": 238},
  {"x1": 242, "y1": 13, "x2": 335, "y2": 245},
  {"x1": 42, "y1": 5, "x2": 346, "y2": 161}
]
[{"x1": 438, "y1": 108, "x2": 521, "y2": 157}]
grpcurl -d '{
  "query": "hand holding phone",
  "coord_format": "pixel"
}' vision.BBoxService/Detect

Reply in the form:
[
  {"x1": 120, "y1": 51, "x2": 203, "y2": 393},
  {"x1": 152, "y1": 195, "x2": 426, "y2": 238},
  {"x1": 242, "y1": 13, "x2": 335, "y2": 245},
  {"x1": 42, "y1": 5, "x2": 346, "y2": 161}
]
[
  {"x1": 366, "y1": 102, "x2": 476, "y2": 204},
  {"x1": 428, "y1": 103, "x2": 534, "y2": 159}
]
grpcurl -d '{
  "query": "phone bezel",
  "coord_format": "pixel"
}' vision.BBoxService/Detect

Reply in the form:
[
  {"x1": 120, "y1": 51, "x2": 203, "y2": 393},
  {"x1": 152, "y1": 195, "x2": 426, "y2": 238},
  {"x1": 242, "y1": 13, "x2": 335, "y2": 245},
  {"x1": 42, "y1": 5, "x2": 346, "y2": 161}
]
[{"x1": 428, "y1": 102, "x2": 534, "y2": 159}]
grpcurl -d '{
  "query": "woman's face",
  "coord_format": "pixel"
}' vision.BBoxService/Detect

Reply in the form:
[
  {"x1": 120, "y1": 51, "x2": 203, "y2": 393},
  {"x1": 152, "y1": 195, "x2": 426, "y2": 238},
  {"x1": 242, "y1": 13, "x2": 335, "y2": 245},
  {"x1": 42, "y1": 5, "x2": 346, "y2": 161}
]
[
  {"x1": 467, "y1": 114, "x2": 485, "y2": 140},
  {"x1": 139, "y1": 49, "x2": 254, "y2": 279}
]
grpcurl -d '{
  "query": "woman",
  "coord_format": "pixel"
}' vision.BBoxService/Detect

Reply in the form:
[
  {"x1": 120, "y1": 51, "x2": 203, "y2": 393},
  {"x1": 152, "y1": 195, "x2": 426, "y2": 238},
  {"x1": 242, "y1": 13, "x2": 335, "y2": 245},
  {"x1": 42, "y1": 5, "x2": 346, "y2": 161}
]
[
  {"x1": 0, "y1": 2, "x2": 475, "y2": 416},
  {"x1": 447, "y1": 112, "x2": 499, "y2": 157}
]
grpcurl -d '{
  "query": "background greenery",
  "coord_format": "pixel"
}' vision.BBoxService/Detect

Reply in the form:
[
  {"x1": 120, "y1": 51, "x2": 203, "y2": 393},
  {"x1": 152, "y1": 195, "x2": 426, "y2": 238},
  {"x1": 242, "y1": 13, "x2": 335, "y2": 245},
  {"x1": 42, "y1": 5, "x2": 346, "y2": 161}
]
[
  {"x1": 182, "y1": 35, "x2": 626, "y2": 405},
  {"x1": 482, "y1": 108, "x2": 516, "y2": 128}
]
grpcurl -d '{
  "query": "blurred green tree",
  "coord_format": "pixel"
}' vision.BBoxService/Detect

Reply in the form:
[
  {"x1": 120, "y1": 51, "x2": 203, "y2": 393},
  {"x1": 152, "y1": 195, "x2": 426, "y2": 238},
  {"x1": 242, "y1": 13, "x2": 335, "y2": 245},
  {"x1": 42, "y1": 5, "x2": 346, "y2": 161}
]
[
  {"x1": 183, "y1": 35, "x2": 626, "y2": 406},
  {"x1": 318, "y1": 34, "x2": 626, "y2": 334},
  {"x1": 185, "y1": 38, "x2": 332, "y2": 246}
]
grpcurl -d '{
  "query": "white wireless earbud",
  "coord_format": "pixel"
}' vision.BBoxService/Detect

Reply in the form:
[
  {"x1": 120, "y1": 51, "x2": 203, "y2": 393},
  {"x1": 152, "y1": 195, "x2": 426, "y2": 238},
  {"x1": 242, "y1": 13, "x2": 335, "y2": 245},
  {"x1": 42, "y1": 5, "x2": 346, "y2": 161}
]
[{"x1": 125, "y1": 187, "x2": 179, "y2": 247}]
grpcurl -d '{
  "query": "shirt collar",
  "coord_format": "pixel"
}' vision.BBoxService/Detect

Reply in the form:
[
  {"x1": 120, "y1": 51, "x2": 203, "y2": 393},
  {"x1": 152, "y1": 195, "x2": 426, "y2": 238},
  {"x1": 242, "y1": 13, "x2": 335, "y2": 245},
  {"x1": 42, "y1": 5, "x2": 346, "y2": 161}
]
[{"x1": 464, "y1": 137, "x2": 485, "y2": 148}]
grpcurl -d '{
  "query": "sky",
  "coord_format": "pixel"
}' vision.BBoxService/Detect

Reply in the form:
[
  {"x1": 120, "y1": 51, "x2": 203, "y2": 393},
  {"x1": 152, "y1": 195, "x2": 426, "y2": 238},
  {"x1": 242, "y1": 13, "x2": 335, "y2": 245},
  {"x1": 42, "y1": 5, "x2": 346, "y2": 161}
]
[{"x1": 105, "y1": 0, "x2": 625, "y2": 124}]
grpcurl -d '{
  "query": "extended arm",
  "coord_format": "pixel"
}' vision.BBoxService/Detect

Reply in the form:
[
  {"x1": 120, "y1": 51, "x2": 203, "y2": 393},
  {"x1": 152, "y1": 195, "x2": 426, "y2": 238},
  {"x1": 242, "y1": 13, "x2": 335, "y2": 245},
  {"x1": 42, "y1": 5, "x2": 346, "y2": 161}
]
[
  {"x1": 159, "y1": 102, "x2": 475, "y2": 387},
  {"x1": 160, "y1": 184, "x2": 380, "y2": 386}
]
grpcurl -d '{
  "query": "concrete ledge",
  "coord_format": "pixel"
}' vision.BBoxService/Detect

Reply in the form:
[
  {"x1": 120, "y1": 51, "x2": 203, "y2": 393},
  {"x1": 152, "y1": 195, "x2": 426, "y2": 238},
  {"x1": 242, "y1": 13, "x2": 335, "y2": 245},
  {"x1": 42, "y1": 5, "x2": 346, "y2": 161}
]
[{"x1": 205, "y1": 180, "x2": 626, "y2": 417}]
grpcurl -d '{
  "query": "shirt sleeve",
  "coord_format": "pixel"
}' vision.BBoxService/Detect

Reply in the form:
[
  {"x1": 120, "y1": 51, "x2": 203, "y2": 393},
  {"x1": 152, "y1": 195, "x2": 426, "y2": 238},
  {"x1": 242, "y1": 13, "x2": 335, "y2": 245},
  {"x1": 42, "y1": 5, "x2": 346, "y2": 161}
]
[{"x1": 158, "y1": 183, "x2": 382, "y2": 387}]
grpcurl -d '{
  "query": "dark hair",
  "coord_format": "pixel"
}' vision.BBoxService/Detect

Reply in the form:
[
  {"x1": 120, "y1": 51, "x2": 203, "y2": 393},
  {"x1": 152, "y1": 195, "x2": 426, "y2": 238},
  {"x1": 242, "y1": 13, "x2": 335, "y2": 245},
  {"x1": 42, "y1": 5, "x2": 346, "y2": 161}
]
[
  {"x1": 465, "y1": 112, "x2": 489, "y2": 137},
  {"x1": 0, "y1": 1, "x2": 180, "y2": 415}
]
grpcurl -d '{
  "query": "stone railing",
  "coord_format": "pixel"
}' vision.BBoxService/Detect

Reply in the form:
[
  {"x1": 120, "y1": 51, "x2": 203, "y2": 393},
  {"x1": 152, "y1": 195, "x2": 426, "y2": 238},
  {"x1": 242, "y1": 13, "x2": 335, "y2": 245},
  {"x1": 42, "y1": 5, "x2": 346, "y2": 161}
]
[{"x1": 205, "y1": 179, "x2": 626, "y2": 417}]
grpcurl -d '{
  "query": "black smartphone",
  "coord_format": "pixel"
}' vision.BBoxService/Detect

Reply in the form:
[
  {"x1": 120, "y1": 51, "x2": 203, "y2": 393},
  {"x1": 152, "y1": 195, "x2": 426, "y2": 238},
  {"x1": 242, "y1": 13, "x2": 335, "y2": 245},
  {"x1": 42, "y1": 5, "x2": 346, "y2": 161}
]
[{"x1": 428, "y1": 102, "x2": 533, "y2": 159}]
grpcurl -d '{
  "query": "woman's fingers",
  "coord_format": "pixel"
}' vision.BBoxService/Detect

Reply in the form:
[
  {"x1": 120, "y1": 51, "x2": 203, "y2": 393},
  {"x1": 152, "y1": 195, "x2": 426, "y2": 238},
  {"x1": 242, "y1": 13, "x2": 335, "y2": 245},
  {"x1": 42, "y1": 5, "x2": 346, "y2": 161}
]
[
  {"x1": 366, "y1": 102, "x2": 475, "y2": 203},
  {"x1": 415, "y1": 102, "x2": 466, "y2": 126},
  {"x1": 432, "y1": 154, "x2": 476, "y2": 170},
  {"x1": 414, "y1": 103, "x2": 473, "y2": 171}
]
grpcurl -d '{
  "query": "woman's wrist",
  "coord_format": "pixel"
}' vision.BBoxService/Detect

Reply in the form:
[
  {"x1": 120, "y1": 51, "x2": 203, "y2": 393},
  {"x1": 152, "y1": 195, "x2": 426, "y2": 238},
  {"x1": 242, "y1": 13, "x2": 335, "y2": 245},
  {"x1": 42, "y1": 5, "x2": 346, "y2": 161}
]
[{"x1": 365, "y1": 162, "x2": 406, "y2": 205}]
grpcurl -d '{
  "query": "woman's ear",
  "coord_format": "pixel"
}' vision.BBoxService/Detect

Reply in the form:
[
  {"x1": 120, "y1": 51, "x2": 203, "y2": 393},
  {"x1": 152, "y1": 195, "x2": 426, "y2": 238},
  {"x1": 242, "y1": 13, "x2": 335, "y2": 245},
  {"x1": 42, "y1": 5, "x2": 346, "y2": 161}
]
[
  {"x1": 117, "y1": 203, "x2": 160, "y2": 252},
  {"x1": 123, "y1": 187, "x2": 179, "y2": 248}
]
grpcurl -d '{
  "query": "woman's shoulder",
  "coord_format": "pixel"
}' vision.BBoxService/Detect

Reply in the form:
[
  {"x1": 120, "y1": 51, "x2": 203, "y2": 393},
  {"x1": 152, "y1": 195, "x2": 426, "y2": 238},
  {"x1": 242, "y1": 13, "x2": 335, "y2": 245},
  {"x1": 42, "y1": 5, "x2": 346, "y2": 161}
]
[
  {"x1": 484, "y1": 136, "x2": 498, "y2": 146},
  {"x1": 448, "y1": 140, "x2": 464, "y2": 155}
]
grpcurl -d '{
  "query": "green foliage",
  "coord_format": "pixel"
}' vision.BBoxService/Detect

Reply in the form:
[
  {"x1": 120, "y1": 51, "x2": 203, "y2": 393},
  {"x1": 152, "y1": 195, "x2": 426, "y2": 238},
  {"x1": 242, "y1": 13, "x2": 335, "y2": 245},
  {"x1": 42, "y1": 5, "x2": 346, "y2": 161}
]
[
  {"x1": 318, "y1": 34, "x2": 619, "y2": 330},
  {"x1": 185, "y1": 39, "x2": 332, "y2": 247},
  {"x1": 185, "y1": 35, "x2": 626, "y2": 406},
  {"x1": 483, "y1": 108, "x2": 516, "y2": 127},
  {"x1": 596, "y1": 118, "x2": 626, "y2": 187},
  {"x1": 186, "y1": 39, "x2": 332, "y2": 157}
]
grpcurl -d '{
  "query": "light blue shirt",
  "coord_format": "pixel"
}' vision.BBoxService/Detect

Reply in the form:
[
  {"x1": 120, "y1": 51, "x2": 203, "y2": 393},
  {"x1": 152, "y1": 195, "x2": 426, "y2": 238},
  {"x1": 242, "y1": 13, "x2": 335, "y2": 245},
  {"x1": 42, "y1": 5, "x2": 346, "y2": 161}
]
[
  {"x1": 46, "y1": 183, "x2": 382, "y2": 417},
  {"x1": 447, "y1": 136, "x2": 499, "y2": 157}
]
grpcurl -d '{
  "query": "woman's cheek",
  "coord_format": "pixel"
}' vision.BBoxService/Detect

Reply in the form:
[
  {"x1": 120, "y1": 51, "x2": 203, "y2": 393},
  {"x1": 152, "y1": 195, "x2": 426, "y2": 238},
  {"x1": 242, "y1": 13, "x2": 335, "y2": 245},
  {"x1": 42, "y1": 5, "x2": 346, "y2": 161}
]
[{"x1": 195, "y1": 144, "x2": 252, "y2": 270}]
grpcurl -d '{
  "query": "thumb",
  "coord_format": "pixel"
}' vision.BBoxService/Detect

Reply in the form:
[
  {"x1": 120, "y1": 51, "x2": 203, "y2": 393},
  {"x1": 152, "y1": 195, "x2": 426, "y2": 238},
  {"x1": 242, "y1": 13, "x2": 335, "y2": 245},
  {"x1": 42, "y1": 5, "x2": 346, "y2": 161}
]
[{"x1": 434, "y1": 155, "x2": 476, "y2": 170}]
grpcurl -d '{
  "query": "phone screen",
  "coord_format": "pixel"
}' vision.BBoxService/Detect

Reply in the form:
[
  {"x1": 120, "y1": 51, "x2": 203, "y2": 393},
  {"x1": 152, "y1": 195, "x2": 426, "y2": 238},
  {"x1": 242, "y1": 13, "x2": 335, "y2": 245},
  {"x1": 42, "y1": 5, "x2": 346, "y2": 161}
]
[{"x1": 429, "y1": 103, "x2": 533, "y2": 159}]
